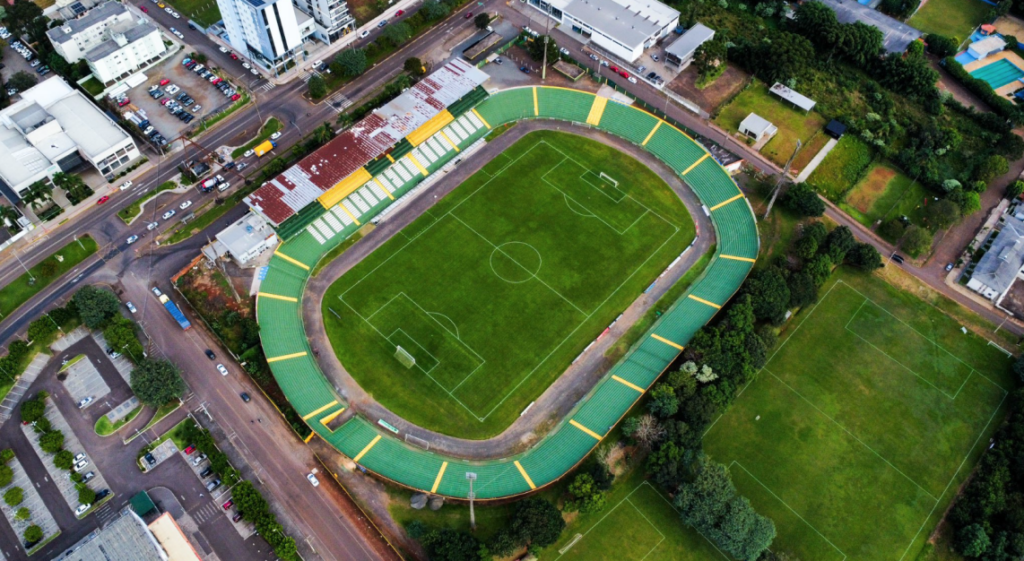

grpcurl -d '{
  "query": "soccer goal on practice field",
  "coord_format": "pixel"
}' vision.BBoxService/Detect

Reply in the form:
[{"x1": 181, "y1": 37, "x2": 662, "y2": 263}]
[
  {"x1": 395, "y1": 345, "x2": 416, "y2": 369},
  {"x1": 598, "y1": 172, "x2": 619, "y2": 188}
]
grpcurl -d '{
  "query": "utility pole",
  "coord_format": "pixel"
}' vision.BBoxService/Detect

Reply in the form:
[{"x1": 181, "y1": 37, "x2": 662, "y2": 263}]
[
  {"x1": 763, "y1": 138, "x2": 801, "y2": 220},
  {"x1": 466, "y1": 472, "x2": 478, "y2": 531}
]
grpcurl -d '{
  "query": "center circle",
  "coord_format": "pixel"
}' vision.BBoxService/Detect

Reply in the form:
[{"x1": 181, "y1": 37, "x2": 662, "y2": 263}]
[{"x1": 489, "y1": 242, "x2": 542, "y2": 284}]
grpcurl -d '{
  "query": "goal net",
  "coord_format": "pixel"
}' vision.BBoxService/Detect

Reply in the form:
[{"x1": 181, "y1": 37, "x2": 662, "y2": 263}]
[
  {"x1": 395, "y1": 346, "x2": 416, "y2": 369},
  {"x1": 599, "y1": 172, "x2": 619, "y2": 188}
]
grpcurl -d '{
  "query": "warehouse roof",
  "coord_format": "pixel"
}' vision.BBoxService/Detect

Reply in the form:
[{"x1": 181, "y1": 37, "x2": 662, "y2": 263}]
[
  {"x1": 559, "y1": 0, "x2": 679, "y2": 50},
  {"x1": 665, "y1": 23, "x2": 714, "y2": 61}
]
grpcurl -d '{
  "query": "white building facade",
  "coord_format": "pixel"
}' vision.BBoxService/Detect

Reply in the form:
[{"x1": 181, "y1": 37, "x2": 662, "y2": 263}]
[
  {"x1": 292, "y1": 0, "x2": 355, "y2": 43},
  {"x1": 0, "y1": 77, "x2": 140, "y2": 201},
  {"x1": 47, "y1": 2, "x2": 167, "y2": 84},
  {"x1": 526, "y1": 0, "x2": 679, "y2": 62},
  {"x1": 217, "y1": 0, "x2": 316, "y2": 73}
]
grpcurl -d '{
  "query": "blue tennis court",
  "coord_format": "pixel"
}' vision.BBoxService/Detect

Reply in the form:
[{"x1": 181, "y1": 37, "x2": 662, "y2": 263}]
[{"x1": 970, "y1": 58, "x2": 1024, "y2": 89}]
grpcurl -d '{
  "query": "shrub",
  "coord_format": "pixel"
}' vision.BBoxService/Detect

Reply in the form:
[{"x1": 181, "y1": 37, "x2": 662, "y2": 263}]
[
  {"x1": 4, "y1": 487, "x2": 24, "y2": 506},
  {"x1": 78, "y1": 487, "x2": 95, "y2": 506},
  {"x1": 20, "y1": 400, "x2": 45, "y2": 424},
  {"x1": 54, "y1": 450, "x2": 73, "y2": 470},
  {"x1": 0, "y1": 449, "x2": 13, "y2": 464},
  {"x1": 942, "y1": 57, "x2": 1024, "y2": 125},
  {"x1": 24, "y1": 525, "x2": 42, "y2": 544},
  {"x1": 39, "y1": 430, "x2": 64, "y2": 453},
  {"x1": 925, "y1": 34, "x2": 958, "y2": 58},
  {"x1": 0, "y1": 465, "x2": 12, "y2": 487},
  {"x1": 14, "y1": 507, "x2": 29, "y2": 521}
]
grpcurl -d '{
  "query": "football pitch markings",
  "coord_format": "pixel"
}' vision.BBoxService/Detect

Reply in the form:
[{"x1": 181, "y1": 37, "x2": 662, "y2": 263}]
[
  {"x1": 706, "y1": 280, "x2": 1009, "y2": 561},
  {"x1": 337, "y1": 138, "x2": 684, "y2": 422}
]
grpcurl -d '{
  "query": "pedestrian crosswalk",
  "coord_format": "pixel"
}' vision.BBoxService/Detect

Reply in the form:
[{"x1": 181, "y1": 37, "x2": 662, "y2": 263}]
[
  {"x1": 327, "y1": 92, "x2": 353, "y2": 113},
  {"x1": 304, "y1": 111, "x2": 487, "y2": 245},
  {"x1": 257, "y1": 81, "x2": 276, "y2": 92},
  {"x1": 192, "y1": 501, "x2": 220, "y2": 524}
]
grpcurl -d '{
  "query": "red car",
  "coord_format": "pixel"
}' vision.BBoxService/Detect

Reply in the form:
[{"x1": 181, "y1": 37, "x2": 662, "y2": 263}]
[
  {"x1": 222, "y1": 500, "x2": 233, "y2": 510},
  {"x1": 117, "y1": 98, "x2": 130, "y2": 106},
  {"x1": 465, "y1": 11, "x2": 472, "y2": 18},
  {"x1": 159, "y1": 78, "x2": 170, "y2": 86},
  {"x1": 396, "y1": 9, "x2": 404, "y2": 16},
  {"x1": 610, "y1": 65, "x2": 618, "y2": 72},
  {"x1": 211, "y1": 77, "x2": 221, "y2": 84},
  {"x1": 97, "y1": 196, "x2": 110, "y2": 205},
  {"x1": 231, "y1": 93, "x2": 240, "y2": 101},
  {"x1": 184, "y1": 445, "x2": 195, "y2": 455},
  {"x1": 141, "y1": 6, "x2": 148, "y2": 11},
  {"x1": 229, "y1": 53, "x2": 238, "y2": 60},
  {"x1": 619, "y1": 70, "x2": 629, "y2": 78},
  {"x1": 160, "y1": 98, "x2": 171, "y2": 105}
]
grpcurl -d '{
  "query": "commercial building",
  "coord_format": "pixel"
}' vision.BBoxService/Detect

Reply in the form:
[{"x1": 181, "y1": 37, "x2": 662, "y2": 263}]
[
  {"x1": 217, "y1": 0, "x2": 317, "y2": 74},
  {"x1": 0, "y1": 76, "x2": 140, "y2": 202},
  {"x1": 147, "y1": 513, "x2": 203, "y2": 561},
  {"x1": 292, "y1": 0, "x2": 355, "y2": 43},
  {"x1": 968, "y1": 214, "x2": 1024, "y2": 302},
  {"x1": 53, "y1": 508, "x2": 166, "y2": 561},
  {"x1": 663, "y1": 22, "x2": 714, "y2": 69},
  {"x1": 46, "y1": 2, "x2": 166, "y2": 85},
  {"x1": 202, "y1": 211, "x2": 279, "y2": 266},
  {"x1": 526, "y1": 0, "x2": 679, "y2": 62}
]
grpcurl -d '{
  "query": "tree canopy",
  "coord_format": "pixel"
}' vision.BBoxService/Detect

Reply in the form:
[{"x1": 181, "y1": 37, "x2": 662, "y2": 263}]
[
  {"x1": 308, "y1": 74, "x2": 326, "y2": 99},
  {"x1": 332, "y1": 49, "x2": 367, "y2": 77},
  {"x1": 130, "y1": 359, "x2": 186, "y2": 406},
  {"x1": 72, "y1": 286, "x2": 121, "y2": 329}
]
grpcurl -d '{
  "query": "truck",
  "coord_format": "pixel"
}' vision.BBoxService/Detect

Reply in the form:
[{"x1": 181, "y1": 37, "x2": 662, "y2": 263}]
[
  {"x1": 158, "y1": 294, "x2": 192, "y2": 330},
  {"x1": 254, "y1": 140, "x2": 277, "y2": 157}
]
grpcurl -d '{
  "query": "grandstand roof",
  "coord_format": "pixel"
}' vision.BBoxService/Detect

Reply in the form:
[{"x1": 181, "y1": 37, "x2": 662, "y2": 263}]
[{"x1": 246, "y1": 59, "x2": 489, "y2": 225}]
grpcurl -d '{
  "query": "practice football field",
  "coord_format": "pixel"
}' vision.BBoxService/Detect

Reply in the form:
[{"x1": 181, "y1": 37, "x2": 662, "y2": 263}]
[
  {"x1": 322, "y1": 131, "x2": 695, "y2": 439},
  {"x1": 704, "y1": 271, "x2": 1014, "y2": 560}
]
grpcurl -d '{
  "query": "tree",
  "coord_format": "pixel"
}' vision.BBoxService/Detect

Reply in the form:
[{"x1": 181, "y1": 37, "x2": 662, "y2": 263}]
[
  {"x1": 845, "y1": 243, "x2": 882, "y2": 271},
  {"x1": 0, "y1": 465, "x2": 11, "y2": 488},
  {"x1": 422, "y1": 0, "x2": 450, "y2": 20},
  {"x1": 8, "y1": 70, "x2": 37, "y2": 92},
  {"x1": 54, "y1": 450, "x2": 73, "y2": 470},
  {"x1": 743, "y1": 266, "x2": 790, "y2": 324},
  {"x1": 925, "y1": 33, "x2": 958, "y2": 57},
  {"x1": 404, "y1": 57, "x2": 426, "y2": 77},
  {"x1": 307, "y1": 74, "x2": 326, "y2": 99},
  {"x1": 565, "y1": 473, "x2": 606, "y2": 514},
  {"x1": 72, "y1": 286, "x2": 121, "y2": 328},
  {"x1": 647, "y1": 383, "x2": 679, "y2": 418},
  {"x1": 24, "y1": 525, "x2": 43, "y2": 544},
  {"x1": 781, "y1": 183, "x2": 824, "y2": 217},
  {"x1": 509, "y1": 498, "x2": 564, "y2": 548},
  {"x1": 824, "y1": 226, "x2": 856, "y2": 263},
  {"x1": 381, "y1": 22, "x2": 411, "y2": 48},
  {"x1": 878, "y1": 218, "x2": 906, "y2": 242},
  {"x1": 880, "y1": 0, "x2": 920, "y2": 18},
  {"x1": 733, "y1": 30, "x2": 814, "y2": 83},
  {"x1": 795, "y1": 236, "x2": 818, "y2": 260},
  {"x1": 39, "y1": 430, "x2": 64, "y2": 453},
  {"x1": 130, "y1": 359, "x2": 186, "y2": 406},
  {"x1": 421, "y1": 528, "x2": 482, "y2": 561},
  {"x1": 104, "y1": 316, "x2": 143, "y2": 363},
  {"x1": 474, "y1": 13, "x2": 490, "y2": 29},
  {"x1": 20, "y1": 399, "x2": 45, "y2": 424},
  {"x1": 4, "y1": 486, "x2": 23, "y2": 506},
  {"x1": 0, "y1": 449, "x2": 13, "y2": 463},
  {"x1": 332, "y1": 49, "x2": 367, "y2": 77},
  {"x1": 805, "y1": 254, "x2": 833, "y2": 287},
  {"x1": 956, "y1": 523, "x2": 990, "y2": 557},
  {"x1": 792, "y1": 1, "x2": 839, "y2": 53},
  {"x1": 1013, "y1": 353, "x2": 1024, "y2": 384},
  {"x1": 623, "y1": 414, "x2": 664, "y2": 449},
  {"x1": 976, "y1": 154, "x2": 1009, "y2": 183},
  {"x1": 1006, "y1": 180, "x2": 1024, "y2": 200},
  {"x1": 78, "y1": 486, "x2": 96, "y2": 505},
  {"x1": 14, "y1": 507, "x2": 29, "y2": 521},
  {"x1": 21, "y1": 179, "x2": 52, "y2": 208},
  {"x1": 27, "y1": 316, "x2": 57, "y2": 343},
  {"x1": 526, "y1": 35, "x2": 559, "y2": 63},
  {"x1": 51, "y1": 172, "x2": 92, "y2": 205},
  {"x1": 923, "y1": 199, "x2": 960, "y2": 230},
  {"x1": 901, "y1": 225, "x2": 932, "y2": 257},
  {"x1": 693, "y1": 39, "x2": 728, "y2": 84}
]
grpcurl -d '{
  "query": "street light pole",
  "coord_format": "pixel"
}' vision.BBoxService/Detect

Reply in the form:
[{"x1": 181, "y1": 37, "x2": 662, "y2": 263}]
[
  {"x1": 13, "y1": 249, "x2": 34, "y2": 283},
  {"x1": 466, "y1": 472, "x2": 477, "y2": 531}
]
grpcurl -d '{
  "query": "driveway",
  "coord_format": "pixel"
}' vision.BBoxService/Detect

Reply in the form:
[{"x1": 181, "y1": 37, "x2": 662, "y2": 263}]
[{"x1": 817, "y1": 0, "x2": 922, "y2": 52}]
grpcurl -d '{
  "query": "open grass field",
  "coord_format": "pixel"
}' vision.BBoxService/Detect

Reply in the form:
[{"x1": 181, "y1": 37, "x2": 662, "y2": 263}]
[
  {"x1": 164, "y1": 0, "x2": 221, "y2": 27},
  {"x1": 842, "y1": 163, "x2": 918, "y2": 227},
  {"x1": 704, "y1": 270, "x2": 1014, "y2": 561},
  {"x1": 323, "y1": 131, "x2": 695, "y2": 439},
  {"x1": 909, "y1": 0, "x2": 989, "y2": 41},
  {"x1": 0, "y1": 235, "x2": 97, "y2": 320},
  {"x1": 714, "y1": 81, "x2": 826, "y2": 168},
  {"x1": 807, "y1": 135, "x2": 874, "y2": 201}
]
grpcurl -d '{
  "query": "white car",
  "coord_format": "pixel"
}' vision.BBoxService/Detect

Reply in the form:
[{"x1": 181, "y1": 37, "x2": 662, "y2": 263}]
[
  {"x1": 126, "y1": 301, "x2": 137, "y2": 314},
  {"x1": 74, "y1": 453, "x2": 86, "y2": 463},
  {"x1": 270, "y1": 131, "x2": 282, "y2": 140},
  {"x1": 243, "y1": 149, "x2": 254, "y2": 158},
  {"x1": 152, "y1": 286, "x2": 163, "y2": 297},
  {"x1": 147, "y1": 221, "x2": 159, "y2": 231},
  {"x1": 73, "y1": 459, "x2": 90, "y2": 472},
  {"x1": 216, "y1": 364, "x2": 229, "y2": 376},
  {"x1": 120, "y1": 180, "x2": 132, "y2": 190},
  {"x1": 218, "y1": 46, "x2": 228, "y2": 53},
  {"x1": 242, "y1": 62, "x2": 251, "y2": 69},
  {"x1": 250, "y1": 67, "x2": 259, "y2": 75},
  {"x1": 126, "y1": 235, "x2": 139, "y2": 244},
  {"x1": 179, "y1": 200, "x2": 192, "y2": 210},
  {"x1": 164, "y1": 6, "x2": 172, "y2": 12},
  {"x1": 359, "y1": 30, "x2": 369, "y2": 38},
  {"x1": 77, "y1": 397, "x2": 93, "y2": 409},
  {"x1": 172, "y1": 11, "x2": 181, "y2": 18},
  {"x1": 192, "y1": 105, "x2": 202, "y2": 112},
  {"x1": 74, "y1": 504, "x2": 91, "y2": 517},
  {"x1": 307, "y1": 473, "x2": 319, "y2": 487},
  {"x1": 162, "y1": 209, "x2": 176, "y2": 220},
  {"x1": 174, "y1": 30, "x2": 184, "y2": 39},
  {"x1": 627, "y1": 76, "x2": 637, "y2": 84},
  {"x1": 166, "y1": 84, "x2": 180, "y2": 95},
  {"x1": 311, "y1": 60, "x2": 322, "y2": 70}
]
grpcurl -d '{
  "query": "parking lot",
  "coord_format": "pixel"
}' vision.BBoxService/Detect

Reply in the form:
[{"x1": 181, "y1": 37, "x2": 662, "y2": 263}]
[
  {"x1": 181, "y1": 446, "x2": 253, "y2": 537},
  {"x1": 60, "y1": 356, "x2": 110, "y2": 408},
  {"x1": 142, "y1": 439, "x2": 179, "y2": 472},
  {"x1": 125, "y1": 51, "x2": 240, "y2": 143},
  {"x1": 1, "y1": 34, "x2": 52, "y2": 97},
  {"x1": 0, "y1": 457, "x2": 60, "y2": 548}
]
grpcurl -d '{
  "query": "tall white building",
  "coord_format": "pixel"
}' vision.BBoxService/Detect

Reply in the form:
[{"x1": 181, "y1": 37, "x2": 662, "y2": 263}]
[
  {"x1": 217, "y1": 0, "x2": 316, "y2": 73},
  {"x1": 526, "y1": 0, "x2": 679, "y2": 62},
  {"x1": 46, "y1": 2, "x2": 167, "y2": 84},
  {"x1": 0, "y1": 76, "x2": 140, "y2": 202},
  {"x1": 292, "y1": 0, "x2": 355, "y2": 43}
]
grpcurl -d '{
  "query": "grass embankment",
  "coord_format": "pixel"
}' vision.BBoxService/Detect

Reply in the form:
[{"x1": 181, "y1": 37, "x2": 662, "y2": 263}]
[
  {"x1": 0, "y1": 236, "x2": 98, "y2": 320},
  {"x1": 118, "y1": 181, "x2": 177, "y2": 224},
  {"x1": 94, "y1": 405, "x2": 142, "y2": 436},
  {"x1": 126, "y1": 401, "x2": 181, "y2": 443},
  {"x1": 231, "y1": 118, "x2": 282, "y2": 159}
]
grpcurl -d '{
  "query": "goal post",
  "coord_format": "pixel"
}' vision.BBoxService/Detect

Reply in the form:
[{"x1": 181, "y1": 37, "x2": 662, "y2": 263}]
[
  {"x1": 395, "y1": 345, "x2": 416, "y2": 369},
  {"x1": 598, "y1": 172, "x2": 619, "y2": 188}
]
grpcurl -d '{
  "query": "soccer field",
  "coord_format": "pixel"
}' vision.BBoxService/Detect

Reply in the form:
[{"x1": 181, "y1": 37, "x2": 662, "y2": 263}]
[
  {"x1": 704, "y1": 272, "x2": 1014, "y2": 560},
  {"x1": 322, "y1": 131, "x2": 695, "y2": 439}
]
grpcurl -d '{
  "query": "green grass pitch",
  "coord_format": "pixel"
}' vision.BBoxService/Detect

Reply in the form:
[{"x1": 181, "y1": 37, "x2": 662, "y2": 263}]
[
  {"x1": 704, "y1": 271, "x2": 1014, "y2": 561},
  {"x1": 322, "y1": 131, "x2": 695, "y2": 439}
]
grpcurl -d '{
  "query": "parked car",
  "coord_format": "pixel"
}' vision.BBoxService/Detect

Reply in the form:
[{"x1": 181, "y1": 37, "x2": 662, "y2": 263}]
[
  {"x1": 240, "y1": 392, "x2": 250, "y2": 402},
  {"x1": 200, "y1": 467, "x2": 214, "y2": 478},
  {"x1": 222, "y1": 499, "x2": 234, "y2": 510},
  {"x1": 243, "y1": 149, "x2": 254, "y2": 158},
  {"x1": 73, "y1": 460, "x2": 89, "y2": 472},
  {"x1": 191, "y1": 453, "x2": 207, "y2": 466},
  {"x1": 74, "y1": 453, "x2": 86, "y2": 463},
  {"x1": 95, "y1": 490, "x2": 110, "y2": 501},
  {"x1": 126, "y1": 235, "x2": 138, "y2": 244},
  {"x1": 206, "y1": 479, "x2": 221, "y2": 491},
  {"x1": 159, "y1": 78, "x2": 170, "y2": 85},
  {"x1": 147, "y1": 221, "x2": 159, "y2": 231},
  {"x1": 184, "y1": 445, "x2": 196, "y2": 455},
  {"x1": 162, "y1": 209, "x2": 176, "y2": 220},
  {"x1": 232, "y1": 513, "x2": 243, "y2": 522},
  {"x1": 74, "y1": 504, "x2": 90, "y2": 516},
  {"x1": 145, "y1": 453, "x2": 157, "y2": 465},
  {"x1": 307, "y1": 473, "x2": 320, "y2": 487},
  {"x1": 126, "y1": 301, "x2": 137, "y2": 313},
  {"x1": 152, "y1": 286, "x2": 163, "y2": 297},
  {"x1": 945, "y1": 262, "x2": 954, "y2": 271},
  {"x1": 359, "y1": 30, "x2": 369, "y2": 38},
  {"x1": 77, "y1": 397, "x2": 93, "y2": 408},
  {"x1": 378, "y1": 19, "x2": 388, "y2": 27},
  {"x1": 205, "y1": 349, "x2": 216, "y2": 360},
  {"x1": 96, "y1": 196, "x2": 110, "y2": 205},
  {"x1": 270, "y1": 131, "x2": 282, "y2": 140},
  {"x1": 82, "y1": 471, "x2": 95, "y2": 482},
  {"x1": 120, "y1": 180, "x2": 132, "y2": 190}
]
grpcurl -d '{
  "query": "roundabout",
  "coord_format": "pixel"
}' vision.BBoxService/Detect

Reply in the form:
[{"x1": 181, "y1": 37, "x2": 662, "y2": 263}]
[{"x1": 254, "y1": 86, "x2": 759, "y2": 499}]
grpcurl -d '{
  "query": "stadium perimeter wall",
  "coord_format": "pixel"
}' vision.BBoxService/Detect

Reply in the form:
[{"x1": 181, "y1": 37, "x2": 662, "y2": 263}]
[{"x1": 255, "y1": 86, "x2": 760, "y2": 500}]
